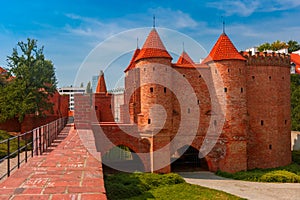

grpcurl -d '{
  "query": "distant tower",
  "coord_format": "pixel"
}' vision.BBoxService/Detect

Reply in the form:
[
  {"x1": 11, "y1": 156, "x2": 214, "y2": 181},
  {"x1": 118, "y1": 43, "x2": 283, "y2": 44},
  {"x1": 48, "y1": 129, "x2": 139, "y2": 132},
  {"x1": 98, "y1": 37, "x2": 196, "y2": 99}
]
[
  {"x1": 203, "y1": 32, "x2": 248, "y2": 172},
  {"x1": 93, "y1": 71, "x2": 114, "y2": 122}
]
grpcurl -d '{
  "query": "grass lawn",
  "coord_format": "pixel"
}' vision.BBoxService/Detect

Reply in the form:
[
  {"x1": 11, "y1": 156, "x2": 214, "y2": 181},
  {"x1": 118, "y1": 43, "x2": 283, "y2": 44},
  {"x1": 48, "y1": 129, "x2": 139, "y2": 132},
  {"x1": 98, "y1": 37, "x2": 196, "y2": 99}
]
[
  {"x1": 216, "y1": 151, "x2": 300, "y2": 183},
  {"x1": 104, "y1": 172, "x2": 244, "y2": 200},
  {"x1": 0, "y1": 130, "x2": 26, "y2": 159}
]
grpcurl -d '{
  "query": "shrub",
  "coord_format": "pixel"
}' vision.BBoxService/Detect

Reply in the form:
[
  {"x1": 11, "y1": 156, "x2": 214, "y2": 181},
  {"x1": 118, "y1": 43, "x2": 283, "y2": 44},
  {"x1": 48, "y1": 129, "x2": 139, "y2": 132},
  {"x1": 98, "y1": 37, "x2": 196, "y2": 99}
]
[
  {"x1": 104, "y1": 173, "x2": 185, "y2": 200},
  {"x1": 260, "y1": 170, "x2": 300, "y2": 183}
]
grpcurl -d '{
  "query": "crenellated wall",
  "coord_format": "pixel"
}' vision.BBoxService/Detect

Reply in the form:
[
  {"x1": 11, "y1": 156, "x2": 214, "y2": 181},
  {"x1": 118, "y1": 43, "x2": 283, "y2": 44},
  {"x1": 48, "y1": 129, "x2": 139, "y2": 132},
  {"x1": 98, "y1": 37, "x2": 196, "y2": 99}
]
[{"x1": 245, "y1": 53, "x2": 291, "y2": 169}]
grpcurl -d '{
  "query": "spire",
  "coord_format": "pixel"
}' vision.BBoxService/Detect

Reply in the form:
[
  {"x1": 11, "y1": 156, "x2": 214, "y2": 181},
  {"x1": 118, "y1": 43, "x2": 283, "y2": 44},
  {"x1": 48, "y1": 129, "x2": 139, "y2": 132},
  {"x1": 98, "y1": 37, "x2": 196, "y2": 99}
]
[
  {"x1": 135, "y1": 28, "x2": 172, "y2": 62},
  {"x1": 96, "y1": 70, "x2": 107, "y2": 94},
  {"x1": 222, "y1": 16, "x2": 225, "y2": 34},
  {"x1": 202, "y1": 33, "x2": 246, "y2": 64},
  {"x1": 177, "y1": 50, "x2": 194, "y2": 65},
  {"x1": 153, "y1": 15, "x2": 156, "y2": 28}
]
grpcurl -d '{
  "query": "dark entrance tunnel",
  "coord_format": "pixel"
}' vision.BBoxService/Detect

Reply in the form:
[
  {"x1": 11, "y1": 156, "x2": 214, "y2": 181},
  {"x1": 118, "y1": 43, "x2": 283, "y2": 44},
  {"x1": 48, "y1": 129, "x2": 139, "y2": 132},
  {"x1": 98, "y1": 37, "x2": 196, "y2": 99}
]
[{"x1": 171, "y1": 145, "x2": 208, "y2": 172}]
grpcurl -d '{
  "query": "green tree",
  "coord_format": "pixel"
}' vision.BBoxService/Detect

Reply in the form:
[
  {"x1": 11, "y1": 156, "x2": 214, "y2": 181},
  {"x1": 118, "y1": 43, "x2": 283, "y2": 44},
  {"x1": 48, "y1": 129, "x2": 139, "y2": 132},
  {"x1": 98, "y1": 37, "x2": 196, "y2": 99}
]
[
  {"x1": 0, "y1": 39, "x2": 57, "y2": 122},
  {"x1": 288, "y1": 40, "x2": 300, "y2": 53},
  {"x1": 291, "y1": 74, "x2": 300, "y2": 131},
  {"x1": 258, "y1": 40, "x2": 288, "y2": 52},
  {"x1": 86, "y1": 81, "x2": 92, "y2": 93},
  {"x1": 257, "y1": 42, "x2": 271, "y2": 52}
]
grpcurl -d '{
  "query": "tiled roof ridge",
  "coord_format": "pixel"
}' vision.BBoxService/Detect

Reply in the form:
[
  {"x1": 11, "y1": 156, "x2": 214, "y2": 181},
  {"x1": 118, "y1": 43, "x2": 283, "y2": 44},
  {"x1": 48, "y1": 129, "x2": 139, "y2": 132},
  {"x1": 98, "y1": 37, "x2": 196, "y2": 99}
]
[
  {"x1": 124, "y1": 48, "x2": 140, "y2": 72},
  {"x1": 177, "y1": 51, "x2": 194, "y2": 65}
]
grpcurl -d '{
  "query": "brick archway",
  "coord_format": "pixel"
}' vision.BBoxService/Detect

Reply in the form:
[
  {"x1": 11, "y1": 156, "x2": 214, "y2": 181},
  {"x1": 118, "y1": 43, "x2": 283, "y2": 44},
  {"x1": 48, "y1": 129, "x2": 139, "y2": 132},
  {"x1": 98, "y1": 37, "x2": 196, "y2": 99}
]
[{"x1": 171, "y1": 145, "x2": 209, "y2": 172}]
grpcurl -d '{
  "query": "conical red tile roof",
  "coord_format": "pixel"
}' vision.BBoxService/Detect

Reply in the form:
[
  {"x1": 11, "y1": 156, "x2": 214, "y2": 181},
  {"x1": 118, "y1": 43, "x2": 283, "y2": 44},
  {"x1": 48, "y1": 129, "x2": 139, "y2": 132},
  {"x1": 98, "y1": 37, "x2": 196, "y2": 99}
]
[
  {"x1": 135, "y1": 28, "x2": 172, "y2": 62},
  {"x1": 0, "y1": 67, "x2": 7, "y2": 74},
  {"x1": 177, "y1": 51, "x2": 194, "y2": 65},
  {"x1": 203, "y1": 33, "x2": 246, "y2": 64},
  {"x1": 124, "y1": 48, "x2": 140, "y2": 72},
  {"x1": 96, "y1": 71, "x2": 107, "y2": 94}
]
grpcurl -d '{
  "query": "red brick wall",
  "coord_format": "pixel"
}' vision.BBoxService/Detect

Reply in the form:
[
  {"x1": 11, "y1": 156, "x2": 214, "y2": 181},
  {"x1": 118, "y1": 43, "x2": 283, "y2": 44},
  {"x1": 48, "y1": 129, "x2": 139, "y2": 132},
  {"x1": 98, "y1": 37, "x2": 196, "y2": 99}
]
[
  {"x1": 246, "y1": 54, "x2": 291, "y2": 169},
  {"x1": 74, "y1": 94, "x2": 92, "y2": 129},
  {"x1": 93, "y1": 93, "x2": 114, "y2": 122},
  {"x1": 0, "y1": 118, "x2": 21, "y2": 132},
  {"x1": 206, "y1": 60, "x2": 248, "y2": 172},
  {"x1": 0, "y1": 90, "x2": 69, "y2": 133}
]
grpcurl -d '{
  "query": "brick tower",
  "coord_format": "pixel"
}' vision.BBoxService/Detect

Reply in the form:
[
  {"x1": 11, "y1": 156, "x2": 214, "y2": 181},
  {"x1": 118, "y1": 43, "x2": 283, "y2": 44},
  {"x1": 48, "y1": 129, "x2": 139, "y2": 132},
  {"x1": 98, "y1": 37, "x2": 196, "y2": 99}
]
[
  {"x1": 203, "y1": 32, "x2": 248, "y2": 172},
  {"x1": 93, "y1": 71, "x2": 114, "y2": 122},
  {"x1": 125, "y1": 28, "x2": 174, "y2": 172}
]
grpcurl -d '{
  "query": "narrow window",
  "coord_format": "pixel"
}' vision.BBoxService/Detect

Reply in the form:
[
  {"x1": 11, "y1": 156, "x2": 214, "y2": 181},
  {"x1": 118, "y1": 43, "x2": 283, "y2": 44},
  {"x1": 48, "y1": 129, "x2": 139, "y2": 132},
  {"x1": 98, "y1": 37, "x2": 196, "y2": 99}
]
[
  {"x1": 109, "y1": 104, "x2": 112, "y2": 109},
  {"x1": 197, "y1": 100, "x2": 200, "y2": 105},
  {"x1": 285, "y1": 120, "x2": 287, "y2": 125},
  {"x1": 261, "y1": 120, "x2": 264, "y2": 126},
  {"x1": 164, "y1": 87, "x2": 167, "y2": 93},
  {"x1": 144, "y1": 68, "x2": 146, "y2": 72},
  {"x1": 214, "y1": 120, "x2": 217, "y2": 126},
  {"x1": 148, "y1": 119, "x2": 151, "y2": 124},
  {"x1": 252, "y1": 76, "x2": 255, "y2": 80},
  {"x1": 239, "y1": 68, "x2": 241, "y2": 74},
  {"x1": 282, "y1": 76, "x2": 284, "y2": 80},
  {"x1": 153, "y1": 67, "x2": 155, "y2": 71},
  {"x1": 165, "y1": 67, "x2": 167, "y2": 71},
  {"x1": 183, "y1": 74, "x2": 185, "y2": 77},
  {"x1": 150, "y1": 87, "x2": 153, "y2": 93},
  {"x1": 188, "y1": 108, "x2": 190, "y2": 113},
  {"x1": 269, "y1": 144, "x2": 272, "y2": 150},
  {"x1": 95, "y1": 106, "x2": 98, "y2": 110},
  {"x1": 224, "y1": 88, "x2": 227, "y2": 92},
  {"x1": 241, "y1": 88, "x2": 243, "y2": 93},
  {"x1": 215, "y1": 69, "x2": 217, "y2": 74},
  {"x1": 269, "y1": 76, "x2": 271, "y2": 80},
  {"x1": 228, "y1": 68, "x2": 230, "y2": 73},
  {"x1": 199, "y1": 75, "x2": 201, "y2": 78}
]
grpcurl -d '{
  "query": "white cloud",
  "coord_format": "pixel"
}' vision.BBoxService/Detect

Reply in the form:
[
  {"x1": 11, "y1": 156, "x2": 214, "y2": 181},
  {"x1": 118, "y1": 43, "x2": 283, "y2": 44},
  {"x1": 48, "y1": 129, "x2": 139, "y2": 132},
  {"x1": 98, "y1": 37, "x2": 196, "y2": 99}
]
[
  {"x1": 148, "y1": 7, "x2": 198, "y2": 29},
  {"x1": 207, "y1": 0, "x2": 300, "y2": 16}
]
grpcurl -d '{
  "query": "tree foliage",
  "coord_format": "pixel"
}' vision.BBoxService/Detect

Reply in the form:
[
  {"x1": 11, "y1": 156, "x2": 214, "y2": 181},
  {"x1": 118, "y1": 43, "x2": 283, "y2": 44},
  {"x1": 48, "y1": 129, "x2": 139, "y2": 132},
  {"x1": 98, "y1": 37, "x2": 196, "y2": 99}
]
[
  {"x1": 291, "y1": 74, "x2": 300, "y2": 131},
  {"x1": 86, "y1": 81, "x2": 92, "y2": 93},
  {"x1": 0, "y1": 39, "x2": 57, "y2": 122},
  {"x1": 288, "y1": 40, "x2": 300, "y2": 53},
  {"x1": 257, "y1": 40, "x2": 300, "y2": 53}
]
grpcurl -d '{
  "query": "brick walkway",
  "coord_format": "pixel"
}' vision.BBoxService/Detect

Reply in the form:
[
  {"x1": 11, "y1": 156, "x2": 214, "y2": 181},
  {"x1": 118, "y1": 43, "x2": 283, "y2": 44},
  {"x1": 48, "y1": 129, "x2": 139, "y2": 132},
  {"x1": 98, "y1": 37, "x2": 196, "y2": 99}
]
[{"x1": 0, "y1": 124, "x2": 106, "y2": 200}]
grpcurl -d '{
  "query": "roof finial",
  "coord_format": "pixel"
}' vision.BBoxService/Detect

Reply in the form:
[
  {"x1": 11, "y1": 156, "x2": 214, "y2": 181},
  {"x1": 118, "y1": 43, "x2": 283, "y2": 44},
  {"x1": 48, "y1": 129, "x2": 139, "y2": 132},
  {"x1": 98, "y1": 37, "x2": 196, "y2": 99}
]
[
  {"x1": 136, "y1": 37, "x2": 139, "y2": 49},
  {"x1": 182, "y1": 42, "x2": 185, "y2": 52},
  {"x1": 153, "y1": 15, "x2": 156, "y2": 28},
  {"x1": 222, "y1": 16, "x2": 225, "y2": 34}
]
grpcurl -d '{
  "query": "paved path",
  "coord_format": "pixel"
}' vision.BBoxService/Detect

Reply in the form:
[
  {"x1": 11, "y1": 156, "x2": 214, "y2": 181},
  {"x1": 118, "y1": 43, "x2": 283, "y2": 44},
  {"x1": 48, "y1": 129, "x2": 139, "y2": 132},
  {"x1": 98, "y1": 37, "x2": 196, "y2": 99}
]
[
  {"x1": 179, "y1": 171, "x2": 300, "y2": 200},
  {"x1": 0, "y1": 124, "x2": 106, "y2": 200}
]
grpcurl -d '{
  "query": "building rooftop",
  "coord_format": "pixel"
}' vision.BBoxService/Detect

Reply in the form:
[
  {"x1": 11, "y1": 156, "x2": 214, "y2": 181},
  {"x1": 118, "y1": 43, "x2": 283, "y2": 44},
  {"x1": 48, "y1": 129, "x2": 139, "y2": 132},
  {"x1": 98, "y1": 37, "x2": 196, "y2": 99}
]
[
  {"x1": 135, "y1": 28, "x2": 172, "y2": 62},
  {"x1": 203, "y1": 33, "x2": 246, "y2": 64}
]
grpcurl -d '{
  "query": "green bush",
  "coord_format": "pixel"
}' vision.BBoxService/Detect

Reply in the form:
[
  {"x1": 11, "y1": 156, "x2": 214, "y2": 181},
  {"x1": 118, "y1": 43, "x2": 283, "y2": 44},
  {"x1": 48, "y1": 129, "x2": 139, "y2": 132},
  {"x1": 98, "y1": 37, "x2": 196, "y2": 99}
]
[
  {"x1": 260, "y1": 170, "x2": 300, "y2": 183},
  {"x1": 104, "y1": 173, "x2": 185, "y2": 200}
]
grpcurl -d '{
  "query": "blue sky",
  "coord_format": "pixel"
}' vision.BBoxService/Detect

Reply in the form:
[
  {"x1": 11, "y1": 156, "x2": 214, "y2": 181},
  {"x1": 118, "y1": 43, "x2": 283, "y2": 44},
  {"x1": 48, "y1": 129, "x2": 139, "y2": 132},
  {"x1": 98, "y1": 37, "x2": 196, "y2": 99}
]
[{"x1": 1, "y1": 0, "x2": 300, "y2": 88}]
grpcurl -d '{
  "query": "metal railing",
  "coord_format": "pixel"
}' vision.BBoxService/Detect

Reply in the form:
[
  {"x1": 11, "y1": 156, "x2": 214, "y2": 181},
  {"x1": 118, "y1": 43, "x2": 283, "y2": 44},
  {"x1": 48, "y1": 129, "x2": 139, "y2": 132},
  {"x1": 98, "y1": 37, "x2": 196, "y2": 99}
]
[{"x1": 0, "y1": 117, "x2": 68, "y2": 181}]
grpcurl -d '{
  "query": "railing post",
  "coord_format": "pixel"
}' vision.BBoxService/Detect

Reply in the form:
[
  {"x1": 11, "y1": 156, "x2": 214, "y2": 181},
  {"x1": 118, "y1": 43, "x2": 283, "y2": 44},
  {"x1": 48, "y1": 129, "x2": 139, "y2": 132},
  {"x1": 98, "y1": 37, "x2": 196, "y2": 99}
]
[
  {"x1": 39, "y1": 127, "x2": 42, "y2": 155},
  {"x1": 35, "y1": 129, "x2": 38, "y2": 156},
  {"x1": 7, "y1": 139, "x2": 10, "y2": 177},
  {"x1": 31, "y1": 130, "x2": 34, "y2": 158},
  {"x1": 17, "y1": 135, "x2": 20, "y2": 169},
  {"x1": 25, "y1": 135, "x2": 28, "y2": 163}
]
